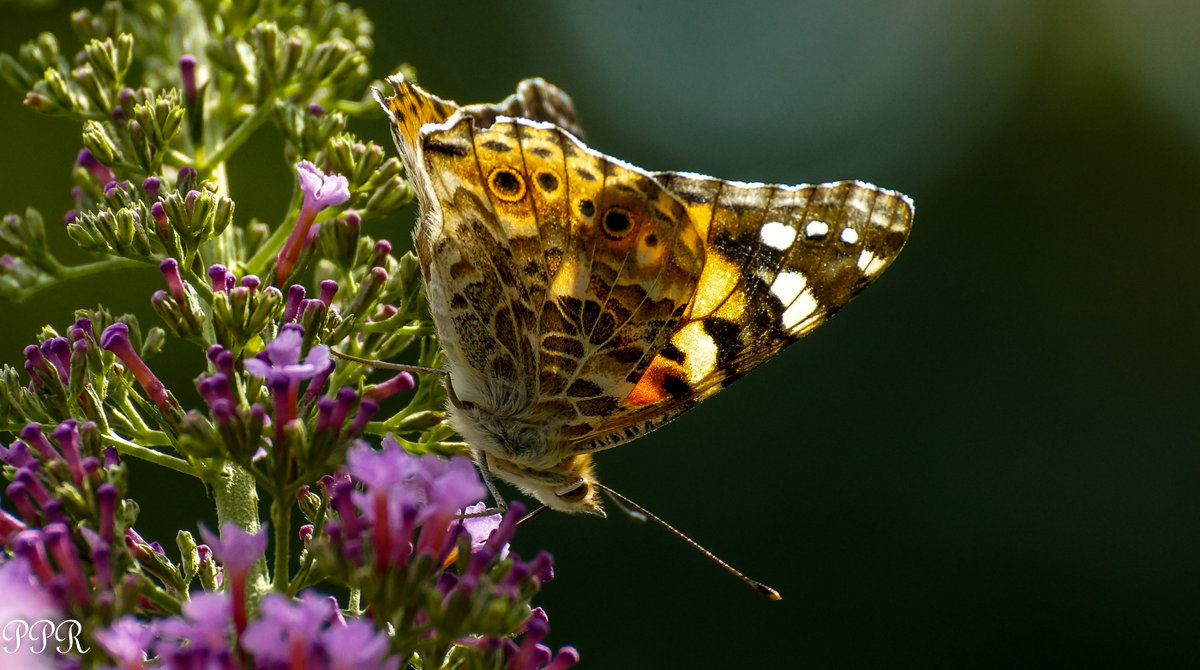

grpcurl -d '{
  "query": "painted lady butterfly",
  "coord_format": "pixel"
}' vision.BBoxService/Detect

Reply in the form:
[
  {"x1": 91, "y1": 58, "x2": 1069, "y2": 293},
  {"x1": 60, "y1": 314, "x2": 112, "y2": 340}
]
[{"x1": 374, "y1": 75, "x2": 912, "y2": 519}]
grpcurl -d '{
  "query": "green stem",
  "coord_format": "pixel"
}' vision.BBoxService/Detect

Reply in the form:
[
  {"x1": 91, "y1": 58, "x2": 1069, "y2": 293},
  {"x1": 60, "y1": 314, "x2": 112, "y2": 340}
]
[
  {"x1": 208, "y1": 462, "x2": 270, "y2": 603},
  {"x1": 9, "y1": 258, "x2": 148, "y2": 303},
  {"x1": 104, "y1": 433, "x2": 193, "y2": 475},
  {"x1": 243, "y1": 190, "x2": 302, "y2": 278},
  {"x1": 199, "y1": 101, "x2": 275, "y2": 173},
  {"x1": 139, "y1": 582, "x2": 185, "y2": 616},
  {"x1": 270, "y1": 498, "x2": 291, "y2": 591},
  {"x1": 56, "y1": 257, "x2": 145, "y2": 278}
]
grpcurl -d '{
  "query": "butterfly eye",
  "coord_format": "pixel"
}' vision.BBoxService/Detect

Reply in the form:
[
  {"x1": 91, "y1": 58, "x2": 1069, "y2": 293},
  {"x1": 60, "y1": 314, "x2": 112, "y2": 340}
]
[
  {"x1": 557, "y1": 480, "x2": 591, "y2": 504},
  {"x1": 601, "y1": 207, "x2": 634, "y2": 239},
  {"x1": 488, "y1": 167, "x2": 526, "y2": 202},
  {"x1": 534, "y1": 170, "x2": 560, "y2": 193}
]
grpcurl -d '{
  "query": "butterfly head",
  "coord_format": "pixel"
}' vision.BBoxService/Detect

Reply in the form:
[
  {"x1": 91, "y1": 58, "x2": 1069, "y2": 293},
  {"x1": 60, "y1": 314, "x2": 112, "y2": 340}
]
[
  {"x1": 483, "y1": 451, "x2": 605, "y2": 517},
  {"x1": 446, "y1": 386, "x2": 605, "y2": 515}
]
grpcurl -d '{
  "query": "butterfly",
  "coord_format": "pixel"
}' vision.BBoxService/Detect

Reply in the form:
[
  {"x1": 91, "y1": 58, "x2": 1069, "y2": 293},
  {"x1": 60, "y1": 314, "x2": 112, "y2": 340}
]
[{"x1": 373, "y1": 75, "x2": 912, "y2": 517}]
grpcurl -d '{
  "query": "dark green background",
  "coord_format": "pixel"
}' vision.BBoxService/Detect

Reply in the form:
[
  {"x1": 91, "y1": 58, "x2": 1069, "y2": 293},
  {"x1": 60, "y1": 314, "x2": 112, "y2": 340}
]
[{"x1": 3, "y1": 1, "x2": 1199, "y2": 667}]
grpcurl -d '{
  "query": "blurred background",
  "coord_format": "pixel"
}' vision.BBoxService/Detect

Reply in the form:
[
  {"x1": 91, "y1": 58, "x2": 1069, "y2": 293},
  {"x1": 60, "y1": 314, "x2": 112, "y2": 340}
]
[{"x1": 3, "y1": 0, "x2": 1199, "y2": 667}]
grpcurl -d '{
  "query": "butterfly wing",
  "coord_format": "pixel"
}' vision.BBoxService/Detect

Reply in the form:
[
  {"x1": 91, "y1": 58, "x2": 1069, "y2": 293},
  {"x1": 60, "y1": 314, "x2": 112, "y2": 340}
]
[
  {"x1": 376, "y1": 74, "x2": 913, "y2": 465},
  {"x1": 412, "y1": 115, "x2": 707, "y2": 432},
  {"x1": 459, "y1": 77, "x2": 587, "y2": 141},
  {"x1": 374, "y1": 75, "x2": 585, "y2": 272},
  {"x1": 378, "y1": 75, "x2": 703, "y2": 434},
  {"x1": 573, "y1": 175, "x2": 913, "y2": 450}
]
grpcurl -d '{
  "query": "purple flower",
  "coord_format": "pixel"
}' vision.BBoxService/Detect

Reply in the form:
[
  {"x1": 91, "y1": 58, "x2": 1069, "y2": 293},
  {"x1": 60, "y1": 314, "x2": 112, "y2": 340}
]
[
  {"x1": 179, "y1": 54, "x2": 198, "y2": 103},
  {"x1": 241, "y1": 592, "x2": 334, "y2": 665},
  {"x1": 509, "y1": 608, "x2": 580, "y2": 670},
  {"x1": 0, "y1": 439, "x2": 34, "y2": 468},
  {"x1": 51, "y1": 420, "x2": 86, "y2": 486},
  {"x1": 303, "y1": 358, "x2": 336, "y2": 405},
  {"x1": 461, "y1": 502, "x2": 508, "y2": 559},
  {"x1": 275, "y1": 161, "x2": 350, "y2": 283},
  {"x1": 199, "y1": 522, "x2": 267, "y2": 636},
  {"x1": 342, "y1": 435, "x2": 486, "y2": 571},
  {"x1": 244, "y1": 324, "x2": 331, "y2": 439},
  {"x1": 282, "y1": 284, "x2": 305, "y2": 322},
  {"x1": 363, "y1": 371, "x2": 415, "y2": 401},
  {"x1": 100, "y1": 322, "x2": 174, "y2": 411},
  {"x1": 199, "y1": 522, "x2": 266, "y2": 576},
  {"x1": 297, "y1": 161, "x2": 351, "y2": 211},
  {"x1": 345, "y1": 435, "x2": 485, "y2": 516},
  {"x1": 142, "y1": 176, "x2": 162, "y2": 200},
  {"x1": 243, "y1": 324, "x2": 330, "y2": 387},
  {"x1": 208, "y1": 263, "x2": 229, "y2": 293},
  {"x1": 149, "y1": 201, "x2": 169, "y2": 240},
  {"x1": 323, "y1": 618, "x2": 400, "y2": 670},
  {"x1": 76, "y1": 148, "x2": 114, "y2": 184},
  {"x1": 23, "y1": 344, "x2": 59, "y2": 391},
  {"x1": 97, "y1": 483, "x2": 118, "y2": 545},
  {"x1": 0, "y1": 555, "x2": 60, "y2": 669},
  {"x1": 319, "y1": 279, "x2": 338, "y2": 306},
  {"x1": 93, "y1": 616, "x2": 153, "y2": 669},
  {"x1": 237, "y1": 592, "x2": 400, "y2": 670},
  {"x1": 159, "y1": 258, "x2": 186, "y2": 302},
  {"x1": 155, "y1": 592, "x2": 236, "y2": 666},
  {"x1": 197, "y1": 373, "x2": 234, "y2": 409},
  {"x1": 21, "y1": 423, "x2": 58, "y2": 462},
  {"x1": 0, "y1": 508, "x2": 27, "y2": 545}
]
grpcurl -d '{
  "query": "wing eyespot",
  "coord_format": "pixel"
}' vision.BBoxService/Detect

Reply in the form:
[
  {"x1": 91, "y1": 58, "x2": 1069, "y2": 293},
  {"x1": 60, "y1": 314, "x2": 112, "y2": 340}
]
[
  {"x1": 534, "y1": 170, "x2": 560, "y2": 193},
  {"x1": 578, "y1": 198, "x2": 595, "y2": 218},
  {"x1": 488, "y1": 167, "x2": 527, "y2": 202},
  {"x1": 601, "y1": 207, "x2": 634, "y2": 239}
]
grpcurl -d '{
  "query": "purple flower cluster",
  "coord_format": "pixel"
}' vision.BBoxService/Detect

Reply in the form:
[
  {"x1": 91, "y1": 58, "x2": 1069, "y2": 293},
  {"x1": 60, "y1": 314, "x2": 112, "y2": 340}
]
[
  {"x1": 1, "y1": 419, "x2": 129, "y2": 612},
  {"x1": 305, "y1": 436, "x2": 576, "y2": 668},
  {"x1": 192, "y1": 324, "x2": 381, "y2": 474},
  {"x1": 0, "y1": 555, "x2": 61, "y2": 669},
  {"x1": 1, "y1": 11, "x2": 582, "y2": 666},
  {"x1": 95, "y1": 590, "x2": 400, "y2": 670},
  {"x1": 23, "y1": 316, "x2": 95, "y2": 397},
  {"x1": 244, "y1": 323, "x2": 334, "y2": 443}
]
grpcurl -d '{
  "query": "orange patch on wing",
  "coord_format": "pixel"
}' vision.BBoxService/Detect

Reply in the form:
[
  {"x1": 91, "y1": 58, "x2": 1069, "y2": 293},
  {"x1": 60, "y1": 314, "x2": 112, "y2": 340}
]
[{"x1": 625, "y1": 355, "x2": 684, "y2": 407}]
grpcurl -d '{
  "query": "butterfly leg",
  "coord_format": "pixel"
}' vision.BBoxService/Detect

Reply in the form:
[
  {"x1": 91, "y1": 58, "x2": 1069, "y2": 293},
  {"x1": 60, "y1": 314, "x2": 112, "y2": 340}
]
[{"x1": 476, "y1": 454, "x2": 509, "y2": 513}]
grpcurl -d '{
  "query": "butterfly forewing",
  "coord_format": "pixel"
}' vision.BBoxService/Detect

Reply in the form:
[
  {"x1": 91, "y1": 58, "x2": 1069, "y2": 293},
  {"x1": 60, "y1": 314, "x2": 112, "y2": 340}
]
[
  {"x1": 416, "y1": 112, "x2": 708, "y2": 439},
  {"x1": 575, "y1": 176, "x2": 912, "y2": 451}
]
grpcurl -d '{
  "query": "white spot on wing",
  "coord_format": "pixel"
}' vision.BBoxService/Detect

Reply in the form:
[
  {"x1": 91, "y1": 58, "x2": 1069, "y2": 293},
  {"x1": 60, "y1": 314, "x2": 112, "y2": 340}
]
[
  {"x1": 770, "y1": 271, "x2": 808, "y2": 307},
  {"x1": 759, "y1": 221, "x2": 796, "y2": 250},
  {"x1": 857, "y1": 249, "x2": 887, "y2": 275},
  {"x1": 805, "y1": 220, "x2": 829, "y2": 239},
  {"x1": 781, "y1": 289, "x2": 821, "y2": 330},
  {"x1": 672, "y1": 321, "x2": 717, "y2": 382},
  {"x1": 840, "y1": 227, "x2": 859, "y2": 245}
]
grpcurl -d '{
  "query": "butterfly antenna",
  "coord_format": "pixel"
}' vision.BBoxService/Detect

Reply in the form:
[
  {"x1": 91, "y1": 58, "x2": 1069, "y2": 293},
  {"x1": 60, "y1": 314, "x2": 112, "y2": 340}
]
[
  {"x1": 594, "y1": 483, "x2": 782, "y2": 601},
  {"x1": 330, "y1": 349, "x2": 447, "y2": 378},
  {"x1": 517, "y1": 505, "x2": 549, "y2": 526}
]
